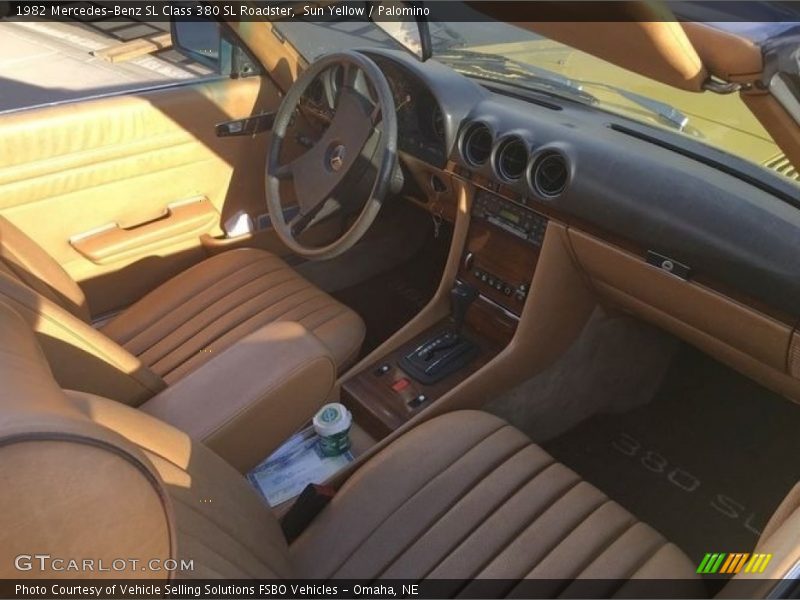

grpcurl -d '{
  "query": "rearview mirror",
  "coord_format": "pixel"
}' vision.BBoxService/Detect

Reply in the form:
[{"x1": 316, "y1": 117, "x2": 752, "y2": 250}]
[{"x1": 368, "y1": 1, "x2": 432, "y2": 61}]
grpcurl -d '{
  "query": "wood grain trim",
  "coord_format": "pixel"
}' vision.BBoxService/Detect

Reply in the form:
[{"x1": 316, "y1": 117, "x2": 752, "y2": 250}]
[
  {"x1": 447, "y1": 169, "x2": 796, "y2": 326},
  {"x1": 790, "y1": 332, "x2": 800, "y2": 380},
  {"x1": 341, "y1": 319, "x2": 501, "y2": 439},
  {"x1": 459, "y1": 218, "x2": 540, "y2": 315},
  {"x1": 402, "y1": 154, "x2": 460, "y2": 223}
]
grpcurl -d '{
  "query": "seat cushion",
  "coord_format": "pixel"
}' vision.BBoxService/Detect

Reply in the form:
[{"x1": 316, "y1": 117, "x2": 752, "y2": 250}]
[
  {"x1": 291, "y1": 411, "x2": 703, "y2": 596},
  {"x1": 102, "y1": 248, "x2": 364, "y2": 383}
]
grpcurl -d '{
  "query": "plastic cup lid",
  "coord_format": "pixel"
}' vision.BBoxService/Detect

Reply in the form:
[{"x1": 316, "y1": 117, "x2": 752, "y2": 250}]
[{"x1": 313, "y1": 403, "x2": 352, "y2": 437}]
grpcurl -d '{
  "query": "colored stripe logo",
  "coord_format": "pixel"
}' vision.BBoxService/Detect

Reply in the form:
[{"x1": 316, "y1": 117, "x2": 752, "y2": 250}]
[{"x1": 697, "y1": 552, "x2": 772, "y2": 574}]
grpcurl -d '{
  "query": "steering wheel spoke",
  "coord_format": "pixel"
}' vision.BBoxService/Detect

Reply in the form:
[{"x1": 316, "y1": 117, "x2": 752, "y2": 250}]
[
  {"x1": 370, "y1": 102, "x2": 383, "y2": 126},
  {"x1": 274, "y1": 162, "x2": 294, "y2": 180}
]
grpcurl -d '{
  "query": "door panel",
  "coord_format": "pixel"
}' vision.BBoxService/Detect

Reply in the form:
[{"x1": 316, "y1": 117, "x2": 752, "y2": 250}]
[{"x1": 0, "y1": 75, "x2": 282, "y2": 315}]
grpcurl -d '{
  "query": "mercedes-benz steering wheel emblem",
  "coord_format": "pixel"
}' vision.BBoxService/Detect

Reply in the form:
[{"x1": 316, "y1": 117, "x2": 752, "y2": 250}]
[{"x1": 329, "y1": 144, "x2": 346, "y2": 172}]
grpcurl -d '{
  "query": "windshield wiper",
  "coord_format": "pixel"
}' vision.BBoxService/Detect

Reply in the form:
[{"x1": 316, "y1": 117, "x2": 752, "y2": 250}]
[
  {"x1": 436, "y1": 48, "x2": 689, "y2": 131},
  {"x1": 435, "y1": 49, "x2": 598, "y2": 104},
  {"x1": 582, "y1": 81, "x2": 689, "y2": 130}
]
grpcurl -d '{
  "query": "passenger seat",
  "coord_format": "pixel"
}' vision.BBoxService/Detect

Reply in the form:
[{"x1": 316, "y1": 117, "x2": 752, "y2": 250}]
[{"x1": 0, "y1": 299, "x2": 703, "y2": 594}]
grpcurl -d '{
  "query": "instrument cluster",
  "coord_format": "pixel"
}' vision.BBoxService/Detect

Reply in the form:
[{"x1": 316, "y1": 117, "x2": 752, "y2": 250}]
[
  {"x1": 374, "y1": 56, "x2": 447, "y2": 167},
  {"x1": 298, "y1": 55, "x2": 447, "y2": 167}
]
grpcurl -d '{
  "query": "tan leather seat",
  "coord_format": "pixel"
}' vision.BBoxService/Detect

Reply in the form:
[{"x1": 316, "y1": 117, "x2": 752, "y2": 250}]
[
  {"x1": 0, "y1": 215, "x2": 364, "y2": 395},
  {"x1": 291, "y1": 411, "x2": 703, "y2": 593},
  {"x1": 0, "y1": 300, "x2": 704, "y2": 593},
  {"x1": 100, "y1": 248, "x2": 364, "y2": 383}
]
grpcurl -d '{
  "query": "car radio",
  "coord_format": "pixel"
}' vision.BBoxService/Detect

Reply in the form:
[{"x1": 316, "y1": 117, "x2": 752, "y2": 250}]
[{"x1": 472, "y1": 189, "x2": 547, "y2": 246}]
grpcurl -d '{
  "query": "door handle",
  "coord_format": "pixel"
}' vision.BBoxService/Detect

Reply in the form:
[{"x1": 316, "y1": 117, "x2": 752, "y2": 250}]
[{"x1": 216, "y1": 112, "x2": 275, "y2": 137}]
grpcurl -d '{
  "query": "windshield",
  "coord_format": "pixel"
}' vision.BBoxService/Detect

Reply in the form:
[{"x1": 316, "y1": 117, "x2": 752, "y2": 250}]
[{"x1": 274, "y1": 17, "x2": 798, "y2": 186}]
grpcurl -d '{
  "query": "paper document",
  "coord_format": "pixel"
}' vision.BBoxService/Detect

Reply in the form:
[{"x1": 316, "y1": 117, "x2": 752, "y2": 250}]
[{"x1": 247, "y1": 426, "x2": 353, "y2": 507}]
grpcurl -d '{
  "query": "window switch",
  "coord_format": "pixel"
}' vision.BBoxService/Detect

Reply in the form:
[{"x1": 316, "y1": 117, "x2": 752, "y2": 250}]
[
  {"x1": 374, "y1": 363, "x2": 391, "y2": 376},
  {"x1": 408, "y1": 394, "x2": 428, "y2": 408}
]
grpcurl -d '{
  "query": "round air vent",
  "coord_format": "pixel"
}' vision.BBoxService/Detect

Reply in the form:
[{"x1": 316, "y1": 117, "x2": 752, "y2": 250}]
[
  {"x1": 460, "y1": 122, "x2": 493, "y2": 167},
  {"x1": 494, "y1": 136, "x2": 528, "y2": 182},
  {"x1": 530, "y1": 151, "x2": 569, "y2": 198}
]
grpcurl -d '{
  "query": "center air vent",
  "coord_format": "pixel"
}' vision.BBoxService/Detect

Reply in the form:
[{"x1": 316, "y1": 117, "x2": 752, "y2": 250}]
[
  {"x1": 530, "y1": 151, "x2": 569, "y2": 198},
  {"x1": 494, "y1": 136, "x2": 528, "y2": 182},
  {"x1": 461, "y1": 122, "x2": 493, "y2": 167}
]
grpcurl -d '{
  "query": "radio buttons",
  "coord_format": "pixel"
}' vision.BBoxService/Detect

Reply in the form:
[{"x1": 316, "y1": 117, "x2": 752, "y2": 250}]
[{"x1": 472, "y1": 268, "x2": 524, "y2": 301}]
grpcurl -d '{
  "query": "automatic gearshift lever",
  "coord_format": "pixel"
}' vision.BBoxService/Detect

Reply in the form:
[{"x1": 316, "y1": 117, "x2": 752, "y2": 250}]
[
  {"x1": 400, "y1": 282, "x2": 480, "y2": 384},
  {"x1": 450, "y1": 282, "x2": 479, "y2": 336}
]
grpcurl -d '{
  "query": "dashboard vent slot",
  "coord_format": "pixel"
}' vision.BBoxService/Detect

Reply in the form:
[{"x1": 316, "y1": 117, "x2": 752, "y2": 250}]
[
  {"x1": 765, "y1": 153, "x2": 800, "y2": 181},
  {"x1": 530, "y1": 151, "x2": 569, "y2": 198},
  {"x1": 494, "y1": 136, "x2": 528, "y2": 182},
  {"x1": 461, "y1": 122, "x2": 493, "y2": 167}
]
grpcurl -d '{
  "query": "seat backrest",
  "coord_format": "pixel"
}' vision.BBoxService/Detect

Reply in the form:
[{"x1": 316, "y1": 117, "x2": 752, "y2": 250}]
[
  {"x1": 0, "y1": 270, "x2": 165, "y2": 406},
  {"x1": 0, "y1": 215, "x2": 90, "y2": 322},
  {"x1": 0, "y1": 299, "x2": 293, "y2": 579}
]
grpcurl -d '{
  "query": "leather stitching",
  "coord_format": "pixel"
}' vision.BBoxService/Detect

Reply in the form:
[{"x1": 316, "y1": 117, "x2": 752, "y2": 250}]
[
  {"x1": 171, "y1": 495, "x2": 281, "y2": 579},
  {"x1": 440, "y1": 476, "x2": 584, "y2": 585},
  {"x1": 335, "y1": 431, "x2": 533, "y2": 579},
  {"x1": 153, "y1": 287, "x2": 330, "y2": 379},
  {"x1": 136, "y1": 271, "x2": 303, "y2": 360},
  {"x1": 158, "y1": 290, "x2": 348, "y2": 379},
  {"x1": 320, "y1": 421, "x2": 509, "y2": 579},
  {"x1": 375, "y1": 449, "x2": 557, "y2": 580},
  {"x1": 116, "y1": 255, "x2": 284, "y2": 346}
]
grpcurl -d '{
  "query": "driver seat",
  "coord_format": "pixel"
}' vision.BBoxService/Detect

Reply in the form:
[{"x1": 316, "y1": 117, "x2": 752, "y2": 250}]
[{"x1": 0, "y1": 215, "x2": 365, "y2": 403}]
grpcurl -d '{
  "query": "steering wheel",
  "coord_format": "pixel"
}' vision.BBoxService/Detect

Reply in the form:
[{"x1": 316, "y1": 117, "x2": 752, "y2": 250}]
[{"x1": 266, "y1": 51, "x2": 398, "y2": 260}]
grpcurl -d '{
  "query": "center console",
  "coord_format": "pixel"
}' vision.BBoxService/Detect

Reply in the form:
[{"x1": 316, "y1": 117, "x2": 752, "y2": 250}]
[
  {"x1": 461, "y1": 188, "x2": 547, "y2": 317},
  {"x1": 341, "y1": 184, "x2": 550, "y2": 439}
]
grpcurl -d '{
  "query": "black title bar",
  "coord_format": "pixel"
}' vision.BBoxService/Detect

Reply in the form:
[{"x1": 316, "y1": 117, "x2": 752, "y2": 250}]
[{"x1": 4, "y1": 1, "x2": 800, "y2": 22}]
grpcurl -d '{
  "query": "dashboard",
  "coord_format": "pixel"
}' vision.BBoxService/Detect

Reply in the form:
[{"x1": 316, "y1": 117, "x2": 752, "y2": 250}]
[
  {"x1": 294, "y1": 47, "x2": 800, "y2": 402},
  {"x1": 299, "y1": 48, "x2": 800, "y2": 322},
  {"x1": 357, "y1": 49, "x2": 800, "y2": 322}
]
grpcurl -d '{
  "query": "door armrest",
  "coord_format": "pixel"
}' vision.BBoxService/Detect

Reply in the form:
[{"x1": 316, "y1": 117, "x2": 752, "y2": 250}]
[{"x1": 70, "y1": 198, "x2": 218, "y2": 265}]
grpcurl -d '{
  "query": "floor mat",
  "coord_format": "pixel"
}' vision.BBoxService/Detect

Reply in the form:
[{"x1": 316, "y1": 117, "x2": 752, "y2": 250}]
[
  {"x1": 486, "y1": 310, "x2": 679, "y2": 443},
  {"x1": 543, "y1": 344, "x2": 800, "y2": 567},
  {"x1": 332, "y1": 224, "x2": 450, "y2": 357}
]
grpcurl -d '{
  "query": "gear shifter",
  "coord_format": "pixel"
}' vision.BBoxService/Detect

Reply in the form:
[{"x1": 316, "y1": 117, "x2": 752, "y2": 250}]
[
  {"x1": 400, "y1": 283, "x2": 480, "y2": 384},
  {"x1": 450, "y1": 282, "x2": 479, "y2": 336}
]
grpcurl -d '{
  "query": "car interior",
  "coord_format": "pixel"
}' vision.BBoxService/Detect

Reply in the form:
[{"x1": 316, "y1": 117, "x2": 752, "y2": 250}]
[{"x1": 2, "y1": 6, "x2": 800, "y2": 598}]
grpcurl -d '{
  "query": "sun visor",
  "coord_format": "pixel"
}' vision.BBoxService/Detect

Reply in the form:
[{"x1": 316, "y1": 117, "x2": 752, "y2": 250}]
[
  {"x1": 467, "y1": 2, "x2": 708, "y2": 91},
  {"x1": 681, "y1": 22, "x2": 763, "y2": 83}
]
